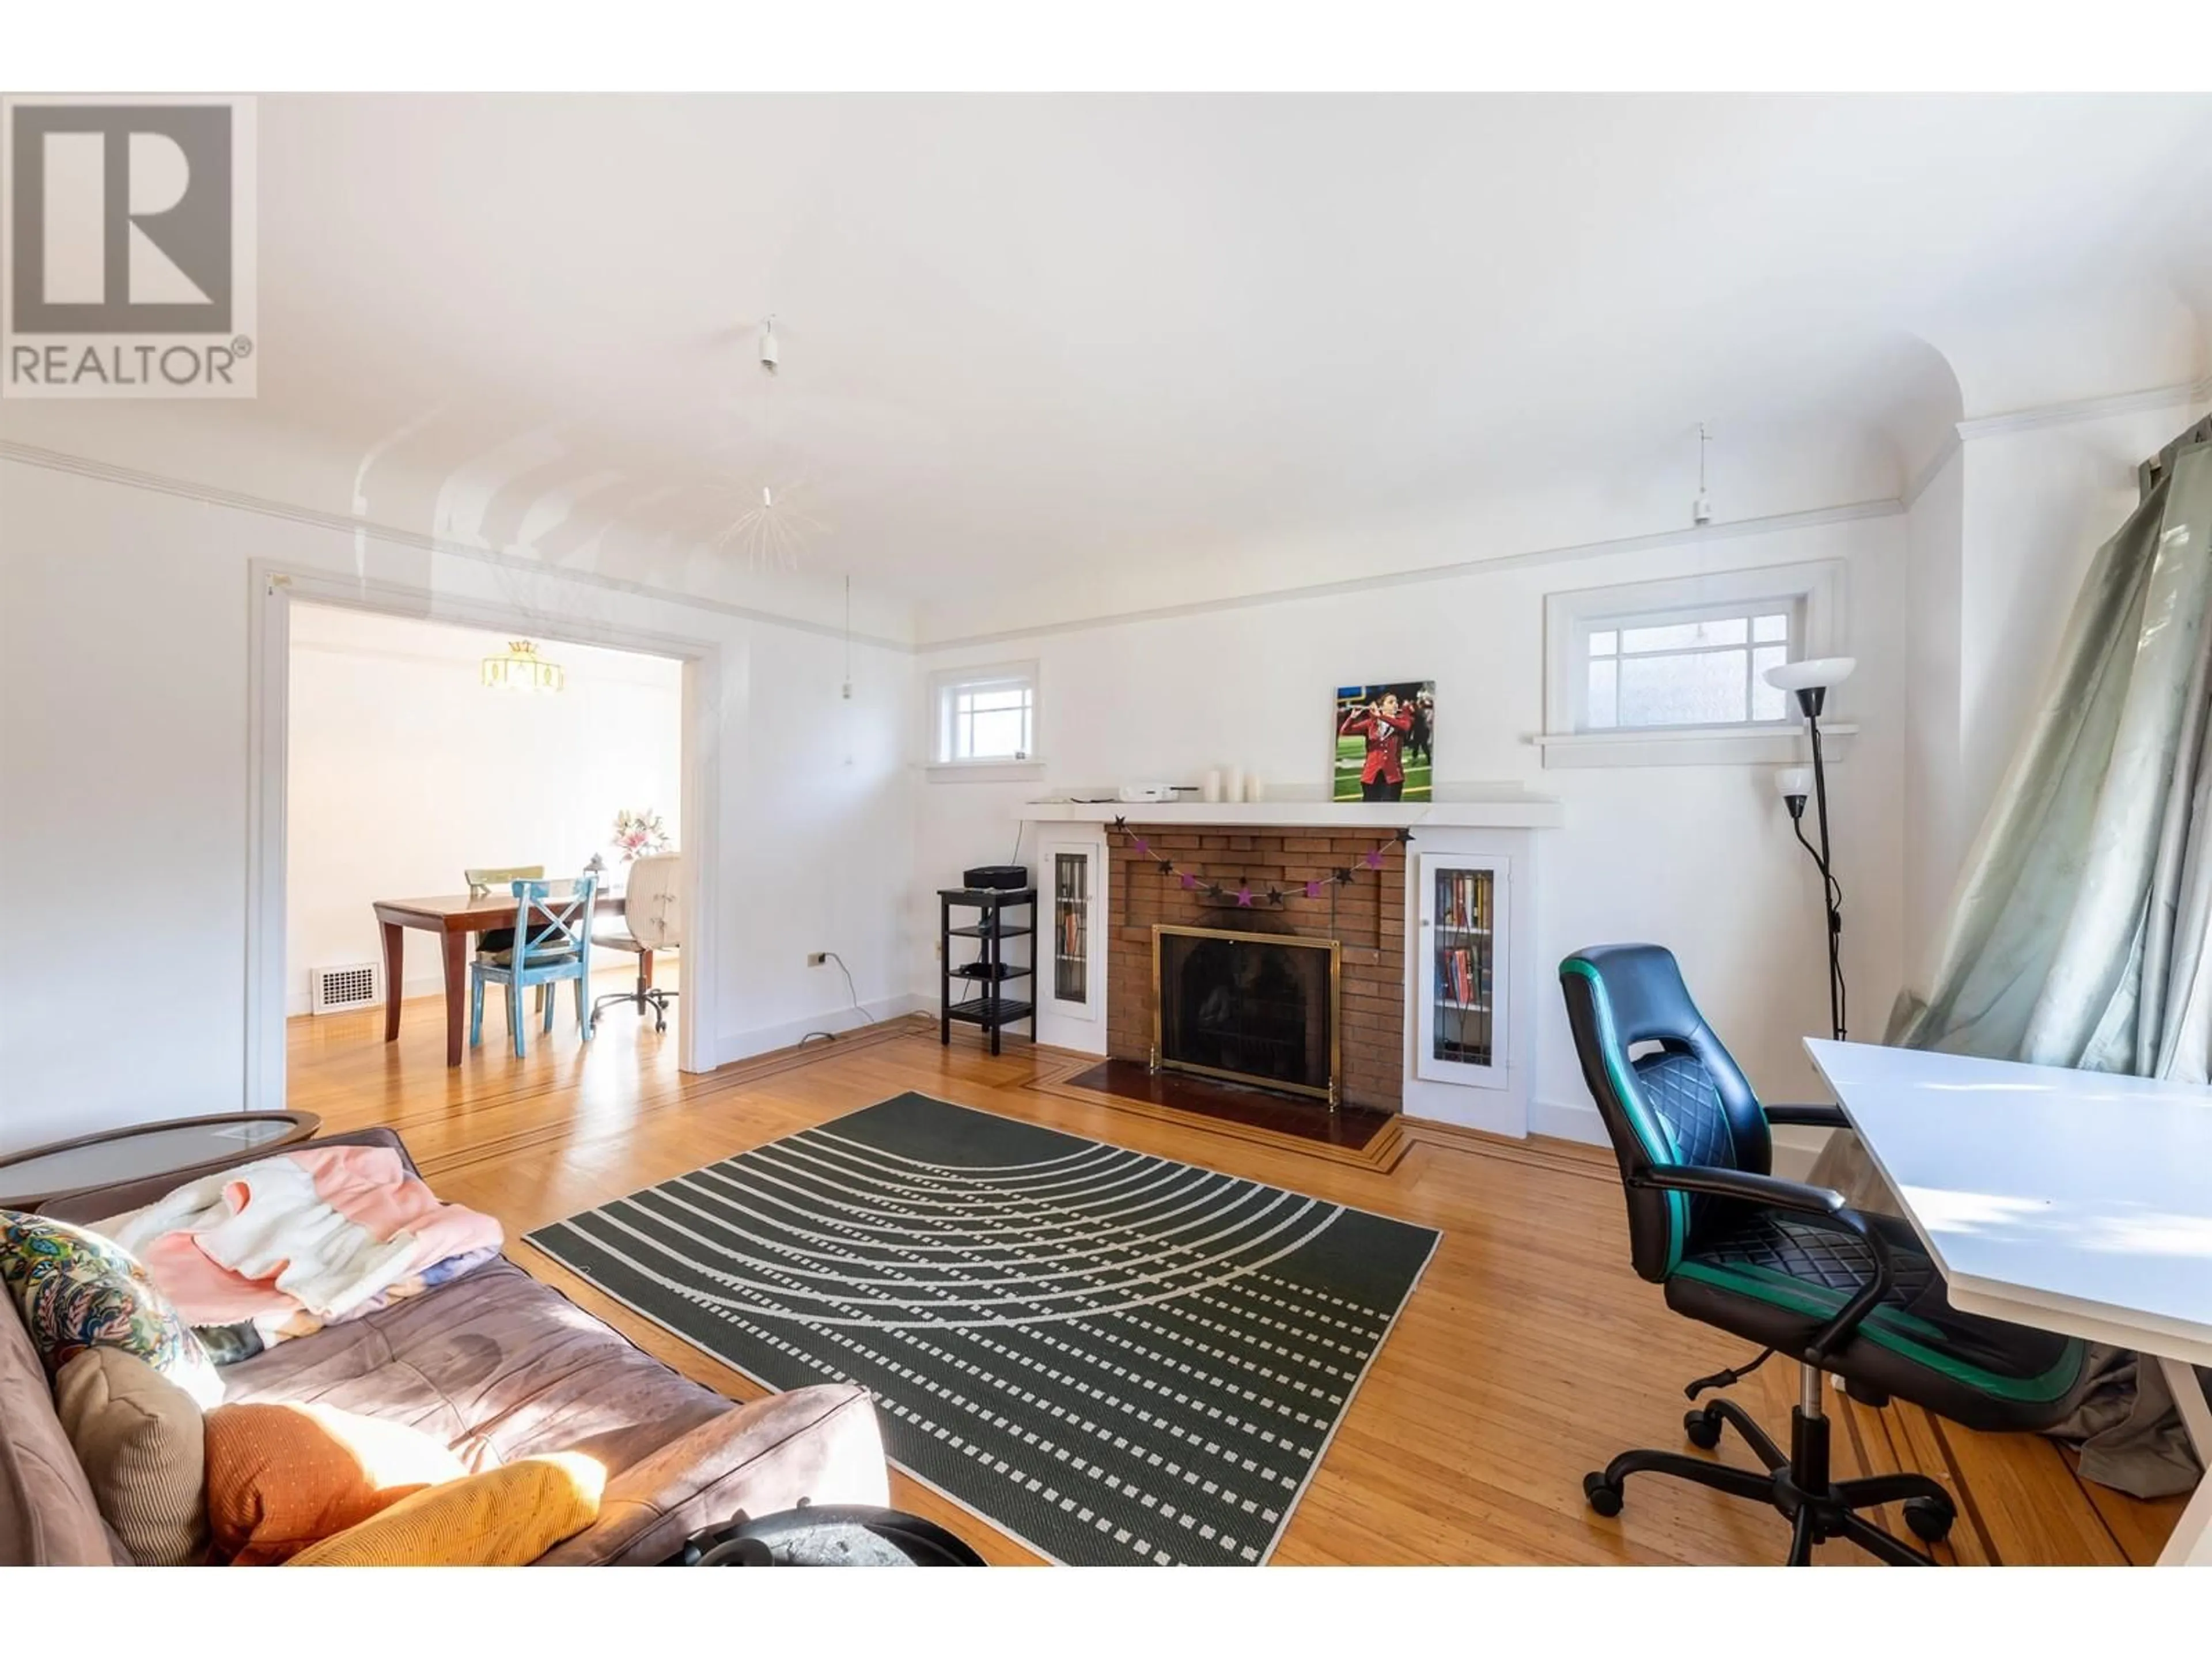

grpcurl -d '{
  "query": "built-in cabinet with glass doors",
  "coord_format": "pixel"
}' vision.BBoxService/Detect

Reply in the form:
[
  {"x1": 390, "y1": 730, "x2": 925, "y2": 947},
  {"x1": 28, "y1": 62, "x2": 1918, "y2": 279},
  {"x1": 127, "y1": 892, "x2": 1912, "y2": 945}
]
[
  {"x1": 1044, "y1": 840, "x2": 1100, "y2": 1022},
  {"x1": 1414, "y1": 851, "x2": 1510, "y2": 1086}
]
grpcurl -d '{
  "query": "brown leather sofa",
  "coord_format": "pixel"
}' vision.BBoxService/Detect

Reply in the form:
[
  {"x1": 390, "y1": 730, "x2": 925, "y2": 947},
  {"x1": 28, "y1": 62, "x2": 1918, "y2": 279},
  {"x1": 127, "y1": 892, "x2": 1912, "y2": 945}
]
[{"x1": 1, "y1": 1127, "x2": 889, "y2": 1565}]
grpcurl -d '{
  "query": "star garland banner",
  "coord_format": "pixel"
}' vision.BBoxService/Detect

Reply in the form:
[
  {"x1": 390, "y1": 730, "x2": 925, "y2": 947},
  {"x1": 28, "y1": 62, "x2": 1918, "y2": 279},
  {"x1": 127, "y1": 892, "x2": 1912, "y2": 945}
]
[{"x1": 1109, "y1": 817, "x2": 1414, "y2": 908}]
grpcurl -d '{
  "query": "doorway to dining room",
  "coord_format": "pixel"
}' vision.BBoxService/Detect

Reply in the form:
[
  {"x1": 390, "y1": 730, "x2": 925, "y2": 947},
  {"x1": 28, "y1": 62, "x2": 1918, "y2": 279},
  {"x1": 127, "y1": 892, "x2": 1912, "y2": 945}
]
[{"x1": 281, "y1": 600, "x2": 688, "y2": 1082}]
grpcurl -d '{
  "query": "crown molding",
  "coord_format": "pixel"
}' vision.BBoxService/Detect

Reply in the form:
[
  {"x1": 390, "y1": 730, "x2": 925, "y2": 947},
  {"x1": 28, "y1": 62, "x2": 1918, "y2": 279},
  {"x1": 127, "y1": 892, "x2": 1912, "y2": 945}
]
[
  {"x1": 1899, "y1": 434, "x2": 1963, "y2": 510},
  {"x1": 1953, "y1": 377, "x2": 2206, "y2": 444},
  {"x1": 24, "y1": 365, "x2": 2207, "y2": 659},
  {"x1": 0, "y1": 438, "x2": 916, "y2": 654},
  {"x1": 915, "y1": 498, "x2": 1904, "y2": 654},
  {"x1": 1899, "y1": 374, "x2": 2212, "y2": 510}
]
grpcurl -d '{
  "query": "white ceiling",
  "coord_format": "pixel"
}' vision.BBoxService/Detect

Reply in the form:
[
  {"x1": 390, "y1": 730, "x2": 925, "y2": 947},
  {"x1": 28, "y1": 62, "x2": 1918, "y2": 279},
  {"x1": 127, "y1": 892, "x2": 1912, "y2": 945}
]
[{"x1": 27, "y1": 94, "x2": 2212, "y2": 631}]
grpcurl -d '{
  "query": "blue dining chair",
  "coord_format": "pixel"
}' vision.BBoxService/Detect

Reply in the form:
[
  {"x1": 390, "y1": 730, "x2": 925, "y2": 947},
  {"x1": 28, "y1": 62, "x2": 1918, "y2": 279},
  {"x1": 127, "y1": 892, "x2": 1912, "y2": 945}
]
[{"x1": 470, "y1": 876, "x2": 598, "y2": 1058}]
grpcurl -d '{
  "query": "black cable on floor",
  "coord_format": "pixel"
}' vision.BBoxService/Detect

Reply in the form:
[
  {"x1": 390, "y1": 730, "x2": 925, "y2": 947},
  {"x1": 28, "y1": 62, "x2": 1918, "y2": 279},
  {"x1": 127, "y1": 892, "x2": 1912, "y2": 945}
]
[{"x1": 800, "y1": 950, "x2": 875, "y2": 1044}]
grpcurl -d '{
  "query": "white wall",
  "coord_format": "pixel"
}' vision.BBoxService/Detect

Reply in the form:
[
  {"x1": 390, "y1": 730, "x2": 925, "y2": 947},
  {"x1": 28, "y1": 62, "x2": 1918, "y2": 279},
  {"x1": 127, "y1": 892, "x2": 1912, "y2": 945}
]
[
  {"x1": 7, "y1": 387, "x2": 2192, "y2": 1161},
  {"x1": 911, "y1": 513, "x2": 1908, "y2": 1135},
  {"x1": 0, "y1": 457, "x2": 917, "y2": 1154},
  {"x1": 285, "y1": 606, "x2": 683, "y2": 1012},
  {"x1": 721, "y1": 620, "x2": 921, "y2": 1053},
  {"x1": 1901, "y1": 449, "x2": 1966, "y2": 978}
]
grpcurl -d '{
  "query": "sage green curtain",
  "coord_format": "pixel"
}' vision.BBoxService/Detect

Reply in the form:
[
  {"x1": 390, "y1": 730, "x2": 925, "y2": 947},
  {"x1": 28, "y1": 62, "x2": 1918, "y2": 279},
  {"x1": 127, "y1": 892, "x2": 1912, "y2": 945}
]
[
  {"x1": 1890, "y1": 422, "x2": 2212, "y2": 1074},
  {"x1": 1813, "y1": 420, "x2": 2212, "y2": 1498}
]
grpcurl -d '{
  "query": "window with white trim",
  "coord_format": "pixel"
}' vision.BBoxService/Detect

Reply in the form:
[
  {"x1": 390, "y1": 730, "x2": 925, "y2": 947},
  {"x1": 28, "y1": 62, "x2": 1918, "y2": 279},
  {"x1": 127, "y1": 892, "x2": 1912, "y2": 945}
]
[
  {"x1": 931, "y1": 662, "x2": 1037, "y2": 765},
  {"x1": 1539, "y1": 560, "x2": 1844, "y2": 767},
  {"x1": 1581, "y1": 601, "x2": 1798, "y2": 731}
]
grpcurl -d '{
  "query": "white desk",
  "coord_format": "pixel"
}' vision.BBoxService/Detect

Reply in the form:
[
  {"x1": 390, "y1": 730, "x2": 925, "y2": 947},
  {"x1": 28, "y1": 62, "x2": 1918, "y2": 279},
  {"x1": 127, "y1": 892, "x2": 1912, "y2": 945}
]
[{"x1": 1806, "y1": 1038, "x2": 2212, "y2": 1566}]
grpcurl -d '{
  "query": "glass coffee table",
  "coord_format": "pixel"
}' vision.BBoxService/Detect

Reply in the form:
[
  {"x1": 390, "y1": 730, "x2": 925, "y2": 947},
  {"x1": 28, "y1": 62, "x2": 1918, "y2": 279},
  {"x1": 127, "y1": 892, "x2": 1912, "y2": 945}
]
[
  {"x1": 0, "y1": 1112, "x2": 321, "y2": 1212},
  {"x1": 664, "y1": 1504, "x2": 985, "y2": 1566}
]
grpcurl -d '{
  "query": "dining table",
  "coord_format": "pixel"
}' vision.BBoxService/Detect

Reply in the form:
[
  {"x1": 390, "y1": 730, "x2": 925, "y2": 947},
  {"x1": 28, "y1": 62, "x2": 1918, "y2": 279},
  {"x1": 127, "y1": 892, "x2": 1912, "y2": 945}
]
[{"x1": 373, "y1": 887, "x2": 624, "y2": 1067}]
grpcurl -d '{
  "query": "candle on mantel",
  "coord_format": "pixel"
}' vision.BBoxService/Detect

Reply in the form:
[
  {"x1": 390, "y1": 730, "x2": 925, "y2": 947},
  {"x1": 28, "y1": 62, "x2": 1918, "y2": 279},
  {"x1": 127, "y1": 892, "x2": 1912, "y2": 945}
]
[
  {"x1": 1202, "y1": 769, "x2": 1224, "y2": 803},
  {"x1": 1224, "y1": 766, "x2": 1245, "y2": 802},
  {"x1": 1245, "y1": 774, "x2": 1266, "y2": 803}
]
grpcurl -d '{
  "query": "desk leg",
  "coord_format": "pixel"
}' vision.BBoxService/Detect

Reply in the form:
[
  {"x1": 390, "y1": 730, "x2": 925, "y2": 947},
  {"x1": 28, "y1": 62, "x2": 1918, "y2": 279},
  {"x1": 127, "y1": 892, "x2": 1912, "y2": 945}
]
[
  {"x1": 380, "y1": 922, "x2": 406, "y2": 1043},
  {"x1": 442, "y1": 931, "x2": 468, "y2": 1067},
  {"x1": 2156, "y1": 1354, "x2": 2212, "y2": 1566},
  {"x1": 2162, "y1": 1472, "x2": 2212, "y2": 1566}
]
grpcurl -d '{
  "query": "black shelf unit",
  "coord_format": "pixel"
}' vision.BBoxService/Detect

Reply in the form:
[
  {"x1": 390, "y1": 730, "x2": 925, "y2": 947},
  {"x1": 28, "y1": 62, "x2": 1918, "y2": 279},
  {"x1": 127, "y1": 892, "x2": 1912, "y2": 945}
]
[{"x1": 938, "y1": 887, "x2": 1037, "y2": 1055}]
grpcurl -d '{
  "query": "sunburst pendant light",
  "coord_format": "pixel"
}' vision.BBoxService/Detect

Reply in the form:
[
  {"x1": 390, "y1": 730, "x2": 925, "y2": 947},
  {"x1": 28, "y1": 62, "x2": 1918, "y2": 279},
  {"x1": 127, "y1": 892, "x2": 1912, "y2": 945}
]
[{"x1": 710, "y1": 315, "x2": 825, "y2": 570}]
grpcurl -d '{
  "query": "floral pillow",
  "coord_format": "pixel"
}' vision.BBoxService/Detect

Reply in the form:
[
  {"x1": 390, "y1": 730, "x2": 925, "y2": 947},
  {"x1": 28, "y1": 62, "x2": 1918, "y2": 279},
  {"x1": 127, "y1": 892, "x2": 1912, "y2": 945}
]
[{"x1": 0, "y1": 1210, "x2": 222, "y2": 1408}]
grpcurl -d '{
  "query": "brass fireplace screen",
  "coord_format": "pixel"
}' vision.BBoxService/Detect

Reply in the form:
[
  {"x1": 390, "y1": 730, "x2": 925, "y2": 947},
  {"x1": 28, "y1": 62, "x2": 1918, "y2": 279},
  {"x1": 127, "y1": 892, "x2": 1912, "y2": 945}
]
[{"x1": 1150, "y1": 924, "x2": 1342, "y2": 1107}]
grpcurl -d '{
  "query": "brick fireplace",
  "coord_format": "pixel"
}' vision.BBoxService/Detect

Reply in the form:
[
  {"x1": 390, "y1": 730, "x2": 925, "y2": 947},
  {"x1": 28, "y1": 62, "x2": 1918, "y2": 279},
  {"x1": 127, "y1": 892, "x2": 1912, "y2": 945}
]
[{"x1": 1105, "y1": 827, "x2": 1407, "y2": 1112}]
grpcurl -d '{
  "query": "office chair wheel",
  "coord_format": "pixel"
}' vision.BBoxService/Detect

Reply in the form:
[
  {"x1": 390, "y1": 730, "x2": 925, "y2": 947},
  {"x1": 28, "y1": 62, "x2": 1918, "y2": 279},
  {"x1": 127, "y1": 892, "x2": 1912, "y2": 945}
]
[
  {"x1": 1902, "y1": 1495, "x2": 1955, "y2": 1543},
  {"x1": 1682, "y1": 1408, "x2": 1723, "y2": 1450},
  {"x1": 1582, "y1": 1472, "x2": 1624, "y2": 1517}
]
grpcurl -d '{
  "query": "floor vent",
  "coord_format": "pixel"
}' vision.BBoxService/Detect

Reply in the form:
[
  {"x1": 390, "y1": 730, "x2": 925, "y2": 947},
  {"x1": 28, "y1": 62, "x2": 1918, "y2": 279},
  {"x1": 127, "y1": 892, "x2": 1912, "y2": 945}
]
[{"x1": 312, "y1": 961, "x2": 381, "y2": 1014}]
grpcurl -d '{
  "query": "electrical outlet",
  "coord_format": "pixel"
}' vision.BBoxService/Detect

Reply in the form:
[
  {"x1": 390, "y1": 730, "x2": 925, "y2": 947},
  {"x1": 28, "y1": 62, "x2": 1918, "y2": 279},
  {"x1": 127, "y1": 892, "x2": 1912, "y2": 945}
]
[{"x1": 806, "y1": 952, "x2": 828, "y2": 968}]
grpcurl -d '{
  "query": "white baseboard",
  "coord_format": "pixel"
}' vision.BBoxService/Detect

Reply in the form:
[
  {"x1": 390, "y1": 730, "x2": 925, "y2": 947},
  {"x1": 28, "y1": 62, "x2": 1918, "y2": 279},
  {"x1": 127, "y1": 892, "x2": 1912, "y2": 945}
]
[
  {"x1": 287, "y1": 964, "x2": 647, "y2": 1018},
  {"x1": 717, "y1": 991, "x2": 929, "y2": 1066},
  {"x1": 1529, "y1": 1096, "x2": 1607, "y2": 1147}
]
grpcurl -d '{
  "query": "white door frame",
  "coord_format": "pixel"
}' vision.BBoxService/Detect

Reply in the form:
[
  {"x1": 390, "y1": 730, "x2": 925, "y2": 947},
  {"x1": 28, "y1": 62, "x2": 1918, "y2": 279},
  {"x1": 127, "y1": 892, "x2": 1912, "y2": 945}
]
[{"x1": 244, "y1": 561, "x2": 728, "y2": 1111}]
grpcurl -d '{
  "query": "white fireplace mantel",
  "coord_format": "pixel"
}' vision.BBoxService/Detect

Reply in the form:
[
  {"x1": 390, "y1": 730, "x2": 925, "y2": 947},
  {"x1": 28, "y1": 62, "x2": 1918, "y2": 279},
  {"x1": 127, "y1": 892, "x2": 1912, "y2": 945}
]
[{"x1": 1016, "y1": 794, "x2": 1564, "y2": 831}]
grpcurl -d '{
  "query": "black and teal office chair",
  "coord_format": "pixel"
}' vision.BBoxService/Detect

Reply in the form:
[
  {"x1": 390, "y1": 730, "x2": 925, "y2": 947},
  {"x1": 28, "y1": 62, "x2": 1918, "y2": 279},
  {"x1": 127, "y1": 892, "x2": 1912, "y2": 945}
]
[{"x1": 1559, "y1": 944, "x2": 2093, "y2": 1565}]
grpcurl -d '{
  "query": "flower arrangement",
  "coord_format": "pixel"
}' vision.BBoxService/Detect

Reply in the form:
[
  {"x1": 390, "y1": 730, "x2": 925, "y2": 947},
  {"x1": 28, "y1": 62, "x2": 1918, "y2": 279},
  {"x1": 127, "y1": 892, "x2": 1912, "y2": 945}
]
[{"x1": 612, "y1": 808, "x2": 672, "y2": 863}]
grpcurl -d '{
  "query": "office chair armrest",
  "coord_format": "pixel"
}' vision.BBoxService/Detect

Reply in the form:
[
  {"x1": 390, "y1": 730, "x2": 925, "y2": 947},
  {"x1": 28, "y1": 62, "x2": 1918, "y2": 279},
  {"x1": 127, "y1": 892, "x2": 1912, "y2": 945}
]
[
  {"x1": 1633, "y1": 1163, "x2": 1895, "y2": 1366},
  {"x1": 1634, "y1": 1162, "x2": 1846, "y2": 1214},
  {"x1": 1763, "y1": 1103, "x2": 1850, "y2": 1130}
]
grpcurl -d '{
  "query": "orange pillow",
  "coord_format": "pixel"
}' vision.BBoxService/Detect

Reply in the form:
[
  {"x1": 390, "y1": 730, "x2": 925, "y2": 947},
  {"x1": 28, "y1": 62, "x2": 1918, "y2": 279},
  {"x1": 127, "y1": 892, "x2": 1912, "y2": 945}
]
[
  {"x1": 285, "y1": 1453, "x2": 603, "y2": 1566},
  {"x1": 204, "y1": 1402, "x2": 468, "y2": 1565}
]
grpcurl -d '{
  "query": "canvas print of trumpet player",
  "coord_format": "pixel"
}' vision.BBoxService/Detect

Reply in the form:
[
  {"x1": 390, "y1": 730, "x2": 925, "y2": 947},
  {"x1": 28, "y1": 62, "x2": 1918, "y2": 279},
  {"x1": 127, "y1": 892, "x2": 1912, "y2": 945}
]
[{"x1": 1333, "y1": 681, "x2": 1434, "y2": 802}]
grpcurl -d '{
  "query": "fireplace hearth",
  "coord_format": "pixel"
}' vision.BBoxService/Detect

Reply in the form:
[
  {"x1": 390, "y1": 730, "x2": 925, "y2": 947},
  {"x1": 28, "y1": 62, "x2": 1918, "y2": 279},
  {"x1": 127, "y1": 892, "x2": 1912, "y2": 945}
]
[{"x1": 1153, "y1": 924, "x2": 1341, "y2": 1107}]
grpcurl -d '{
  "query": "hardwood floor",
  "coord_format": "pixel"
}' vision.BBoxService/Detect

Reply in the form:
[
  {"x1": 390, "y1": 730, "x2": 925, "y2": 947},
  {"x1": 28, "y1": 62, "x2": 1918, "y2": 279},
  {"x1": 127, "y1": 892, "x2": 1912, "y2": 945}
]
[{"x1": 289, "y1": 984, "x2": 2185, "y2": 1565}]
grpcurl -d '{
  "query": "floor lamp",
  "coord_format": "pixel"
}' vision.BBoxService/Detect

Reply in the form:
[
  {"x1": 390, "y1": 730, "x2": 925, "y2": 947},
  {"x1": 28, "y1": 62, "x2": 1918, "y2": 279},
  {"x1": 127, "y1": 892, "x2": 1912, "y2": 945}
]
[{"x1": 1766, "y1": 657, "x2": 1854, "y2": 1042}]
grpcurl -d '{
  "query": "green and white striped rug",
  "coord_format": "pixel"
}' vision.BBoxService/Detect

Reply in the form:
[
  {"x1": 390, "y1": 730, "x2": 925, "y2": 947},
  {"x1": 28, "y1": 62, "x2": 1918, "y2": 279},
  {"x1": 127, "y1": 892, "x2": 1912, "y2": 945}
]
[{"x1": 528, "y1": 1092, "x2": 1438, "y2": 1565}]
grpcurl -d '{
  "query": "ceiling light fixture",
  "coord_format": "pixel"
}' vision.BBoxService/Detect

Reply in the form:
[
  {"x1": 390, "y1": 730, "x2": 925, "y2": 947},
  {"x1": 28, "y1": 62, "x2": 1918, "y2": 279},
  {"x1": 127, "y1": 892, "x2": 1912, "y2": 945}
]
[
  {"x1": 710, "y1": 313, "x2": 822, "y2": 570},
  {"x1": 481, "y1": 638, "x2": 564, "y2": 693},
  {"x1": 711, "y1": 476, "x2": 823, "y2": 571}
]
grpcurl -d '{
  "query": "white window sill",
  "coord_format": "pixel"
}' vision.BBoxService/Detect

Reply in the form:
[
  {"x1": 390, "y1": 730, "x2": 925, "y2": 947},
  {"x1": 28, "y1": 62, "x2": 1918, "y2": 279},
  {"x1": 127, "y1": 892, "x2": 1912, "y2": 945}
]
[
  {"x1": 925, "y1": 759, "x2": 1048, "y2": 783},
  {"x1": 1530, "y1": 724, "x2": 1855, "y2": 770}
]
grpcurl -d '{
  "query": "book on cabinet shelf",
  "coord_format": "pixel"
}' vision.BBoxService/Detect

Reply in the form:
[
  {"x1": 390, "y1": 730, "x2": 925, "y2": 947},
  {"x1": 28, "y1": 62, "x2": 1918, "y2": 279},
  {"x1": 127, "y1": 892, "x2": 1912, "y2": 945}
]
[
  {"x1": 1440, "y1": 872, "x2": 1490, "y2": 931},
  {"x1": 1437, "y1": 945, "x2": 1492, "y2": 1008}
]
